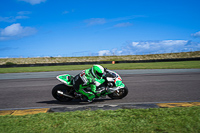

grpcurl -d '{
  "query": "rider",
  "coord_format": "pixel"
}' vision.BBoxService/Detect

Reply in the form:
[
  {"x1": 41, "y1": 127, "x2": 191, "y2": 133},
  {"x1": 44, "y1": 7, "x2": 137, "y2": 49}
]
[{"x1": 73, "y1": 65, "x2": 105, "y2": 102}]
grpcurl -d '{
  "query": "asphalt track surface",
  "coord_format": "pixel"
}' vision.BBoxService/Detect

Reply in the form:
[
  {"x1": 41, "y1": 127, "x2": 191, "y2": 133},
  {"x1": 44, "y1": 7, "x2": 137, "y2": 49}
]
[{"x1": 0, "y1": 69, "x2": 200, "y2": 110}]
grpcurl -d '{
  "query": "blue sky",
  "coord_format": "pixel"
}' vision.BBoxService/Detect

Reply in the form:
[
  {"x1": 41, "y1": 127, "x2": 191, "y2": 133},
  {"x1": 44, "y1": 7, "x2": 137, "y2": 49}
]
[{"x1": 0, "y1": 0, "x2": 200, "y2": 58}]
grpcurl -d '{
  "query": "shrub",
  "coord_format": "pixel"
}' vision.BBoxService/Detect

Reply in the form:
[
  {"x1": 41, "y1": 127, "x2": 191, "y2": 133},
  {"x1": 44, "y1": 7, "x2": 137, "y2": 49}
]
[{"x1": 4, "y1": 62, "x2": 16, "y2": 65}]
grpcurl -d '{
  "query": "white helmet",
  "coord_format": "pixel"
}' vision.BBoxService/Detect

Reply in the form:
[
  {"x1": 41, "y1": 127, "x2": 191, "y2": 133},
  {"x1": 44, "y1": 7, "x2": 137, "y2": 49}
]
[{"x1": 91, "y1": 65, "x2": 104, "y2": 79}]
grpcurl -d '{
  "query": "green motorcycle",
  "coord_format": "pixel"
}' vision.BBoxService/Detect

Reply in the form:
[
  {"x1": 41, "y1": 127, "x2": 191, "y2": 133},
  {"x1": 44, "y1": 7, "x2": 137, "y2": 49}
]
[{"x1": 52, "y1": 69, "x2": 128, "y2": 102}]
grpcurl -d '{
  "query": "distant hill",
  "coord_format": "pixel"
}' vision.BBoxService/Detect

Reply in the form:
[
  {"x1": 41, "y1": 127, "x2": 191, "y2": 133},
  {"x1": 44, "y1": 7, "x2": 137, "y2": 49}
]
[{"x1": 0, "y1": 51, "x2": 200, "y2": 65}]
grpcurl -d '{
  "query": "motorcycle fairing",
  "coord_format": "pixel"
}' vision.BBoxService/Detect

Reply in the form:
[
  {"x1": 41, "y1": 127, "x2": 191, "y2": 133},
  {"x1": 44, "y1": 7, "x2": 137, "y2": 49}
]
[
  {"x1": 114, "y1": 79, "x2": 125, "y2": 88},
  {"x1": 57, "y1": 74, "x2": 74, "y2": 87},
  {"x1": 106, "y1": 70, "x2": 125, "y2": 88}
]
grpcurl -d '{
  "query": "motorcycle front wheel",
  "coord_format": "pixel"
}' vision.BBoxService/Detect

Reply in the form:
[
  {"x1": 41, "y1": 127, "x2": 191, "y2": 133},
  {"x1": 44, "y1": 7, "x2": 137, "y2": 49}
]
[
  {"x1": 108, "y1": 86, "x2": 128, "y2": 99},
  {"x1": 52, "y1": 84, "x2": 74, "y2": 102}
]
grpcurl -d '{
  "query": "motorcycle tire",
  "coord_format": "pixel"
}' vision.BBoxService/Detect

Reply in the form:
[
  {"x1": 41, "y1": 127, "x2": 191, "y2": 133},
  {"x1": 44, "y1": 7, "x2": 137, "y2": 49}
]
[
  {"x1": 52, "y1": 84, "x2": 73, "y2": 102},
  {"x1": 108, "y1": 86, "x2": 128, "y2": 99}
]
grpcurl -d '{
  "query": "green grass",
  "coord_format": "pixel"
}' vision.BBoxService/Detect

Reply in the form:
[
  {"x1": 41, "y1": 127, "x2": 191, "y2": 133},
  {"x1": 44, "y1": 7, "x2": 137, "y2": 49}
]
[
  {"x1": 0, "y1": 61, "x2": 200, "y2": 73},
  {"x1": 0, "y1": 106, "x2": 200, "y2": 133}
]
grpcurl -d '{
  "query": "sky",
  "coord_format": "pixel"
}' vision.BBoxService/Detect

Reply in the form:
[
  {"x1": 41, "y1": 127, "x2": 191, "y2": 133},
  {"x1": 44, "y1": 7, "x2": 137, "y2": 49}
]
[{"x1": 0, "y1": 0, "x2": 200, "y2": 58}]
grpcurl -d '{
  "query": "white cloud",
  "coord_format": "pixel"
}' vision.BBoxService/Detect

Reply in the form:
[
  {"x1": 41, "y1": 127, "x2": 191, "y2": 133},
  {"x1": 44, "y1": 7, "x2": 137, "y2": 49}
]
[
  {"x1": 62, "y1": 11, "x2": 69, "y2": 14},
  {"x1": 132, "y1": 42, "x2": 139, "y2": 46},
  {"x1": 0, "y1": 16, "x2": 16, "y2": 23},
  {"x1": 19, "y1": 0, "x2": 46, "y2": 5},
  {"x1": 109, "y1": 15, "x2": 146, "y2": 23},
  {"x1": 122, "y1": 40, "x2": 199, "y2": 55},
  {"x1": 114, "y1": 22, "x2": 132, "y2": 28},
  {"x1": 62, "y1": 9, "x2": 75, "y2": 15},
  {"x1": 0, "y1": 13, "x2": 30, "y2": 23},
  {"x1": 0, "y1": 23, "x2": 37, "y2": 41},
  {"x1": 1, "y1": 23, "x2": 23, "y2": 36},
  {"x1": 84, "y1": 18, "x2": 106, "y2": 26},
  {"x1": 15, "y1": 16, "x2": 29, "y2": 19},
  {"x1": 98, "y1": 40, "x2": 200, "y2": 56},
  {"x1": 17, "y1": 11, "x2": 32, "y2": 15},
  {"x1": 191, "y1": 31, "x2": 200, "y2": 38},
  {"x1": 98, "y1": 50, "x2": 111, "y2": 56},
  {"x1": 0, "y1": 11, "x2": 31, "y2": 23}
]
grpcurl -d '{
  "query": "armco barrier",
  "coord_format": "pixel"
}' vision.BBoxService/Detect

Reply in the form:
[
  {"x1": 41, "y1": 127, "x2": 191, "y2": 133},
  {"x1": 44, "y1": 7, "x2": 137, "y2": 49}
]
[
  {"x1": 115, "y1": 57, "x2": 200, "y2": 63},
  {"x1": 0, "y1": 57, "x2": 200, "y2": 68}
]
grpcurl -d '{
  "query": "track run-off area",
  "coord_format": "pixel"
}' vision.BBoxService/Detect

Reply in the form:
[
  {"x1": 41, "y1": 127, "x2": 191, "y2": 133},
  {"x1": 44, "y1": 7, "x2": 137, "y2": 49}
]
[{"x1": 0, "y1": 69, "x2": 200, "y2": 115}]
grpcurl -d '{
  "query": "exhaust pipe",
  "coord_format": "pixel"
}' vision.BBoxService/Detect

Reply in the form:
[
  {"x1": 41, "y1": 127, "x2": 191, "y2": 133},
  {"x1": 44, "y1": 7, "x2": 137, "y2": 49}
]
[{"x1": 57, "y1": 91, "x2": 75, "y2": 99}]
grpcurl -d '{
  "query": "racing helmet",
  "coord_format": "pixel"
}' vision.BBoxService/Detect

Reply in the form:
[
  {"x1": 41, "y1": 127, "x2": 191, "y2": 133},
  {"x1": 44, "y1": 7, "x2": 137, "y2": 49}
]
[{"x1": 92, "y1": 65, "x2": 104, "y2": 79}]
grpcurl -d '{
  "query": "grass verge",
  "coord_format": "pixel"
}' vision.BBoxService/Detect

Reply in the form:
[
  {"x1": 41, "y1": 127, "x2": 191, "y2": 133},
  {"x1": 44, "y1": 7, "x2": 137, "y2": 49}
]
[
  {"x1": 0, "y1": 106, "x2": 200, "y2": 133},
  {"x1": 0, "y1": 61, "x2": 200, "y2": 73}
]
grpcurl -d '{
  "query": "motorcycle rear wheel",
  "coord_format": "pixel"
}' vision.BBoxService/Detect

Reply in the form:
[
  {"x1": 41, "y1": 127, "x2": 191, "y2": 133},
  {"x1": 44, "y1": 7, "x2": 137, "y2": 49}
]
[
  {"x1": 108, "y1": 86, "x2": 128, "y2": 99},
  {"x1": 52, "y1": 84, "x2": 73, "y2": 102}
]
